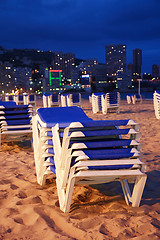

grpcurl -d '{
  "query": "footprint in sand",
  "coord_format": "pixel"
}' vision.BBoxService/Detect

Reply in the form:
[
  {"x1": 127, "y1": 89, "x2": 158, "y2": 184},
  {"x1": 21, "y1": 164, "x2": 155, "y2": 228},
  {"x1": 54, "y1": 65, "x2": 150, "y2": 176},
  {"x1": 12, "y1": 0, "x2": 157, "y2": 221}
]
[
  {"x1": 14, "y1": 217, "x2": 24, "y2": 224},
  {"x1": 16, "y1": 191, "x2": 27, "y2": 199},
  {"x1": 0, "y1": 179, "x2": 11, "y2": 185},
  {"x1": 16, "y1": 195, "x2": 43, "y2": 205},
  {"x1": 10, "y1": 184, "x2": 19, "y2": 190}
]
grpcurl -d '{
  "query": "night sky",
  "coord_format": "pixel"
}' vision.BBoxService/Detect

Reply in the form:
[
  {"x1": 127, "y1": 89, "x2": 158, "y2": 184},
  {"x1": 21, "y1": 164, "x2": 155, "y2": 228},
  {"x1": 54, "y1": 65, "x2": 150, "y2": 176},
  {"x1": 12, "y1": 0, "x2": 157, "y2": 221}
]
[{"x1": 0, "y1": 0, "x2": 160, "y2": 73}]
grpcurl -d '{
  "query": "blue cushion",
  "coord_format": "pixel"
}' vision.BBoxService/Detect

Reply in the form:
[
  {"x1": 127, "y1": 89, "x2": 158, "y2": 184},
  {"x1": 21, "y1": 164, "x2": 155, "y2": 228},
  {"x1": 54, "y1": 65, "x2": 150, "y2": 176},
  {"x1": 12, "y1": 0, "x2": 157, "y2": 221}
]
[
  {"x1": 2, "y1": 114, "x2": 30, "y2": 120},
  {"x1": 71, "y1": 140, "x2": 132, "y2": 149},
  {"x1": 4, "y1": 119, "x2": 31, "y2": 125},
  {"x1": 51, "y1": 94, "x2": 59, "y2": 102},
  {"x1": 37, "y1": 107, "x2": 92, "y2": 127},
  {"x1": 79, "y1": 148, "x2": 135, "y2": 159},
  {"x1": 29, "y1": 95, "x2": 35, "y2": 101},
  {"x1": 0, "y1": 110, "x2": 29, "y2": 115},
  {"x1": 0, "y1": 101, "x2": 17, "y2": 107}
]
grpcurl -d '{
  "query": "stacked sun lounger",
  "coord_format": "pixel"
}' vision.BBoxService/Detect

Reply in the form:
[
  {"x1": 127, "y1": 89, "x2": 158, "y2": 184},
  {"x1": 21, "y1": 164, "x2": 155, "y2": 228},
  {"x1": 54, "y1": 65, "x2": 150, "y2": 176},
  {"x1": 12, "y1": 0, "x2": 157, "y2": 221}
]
[
  {"x1": 127, "y1": 94, "x2": 142, "y2": 104},
  {"x1": 5, "y1": 95, "x2": 15, "y2": 102},
  {"x1": 49, "y1": 94, "x2": 61, "y2": 107},
  {"x1": 91, "y1": 92, "x2": 120, "y2": 114},
  {"x1": 24, "y1": 94, "x2": 36, "y2": 106},
  {"x1": 43, "y1": 94, "x2": 51, "y2": 108},
  {"x1": 0, "y1": 101, "x2": 32, "y2": 147},
  {"x1": 67, "y1": 93, "x2": 81, "y2": 107},
  {"x1": 14, "y1": 95, "x2": 25, "y2": 105},
  {"x1": 61, "y1": 93, "x2": 69, "y2": 107},
  {"x1": 91, "y1": 93, "x2": 104, "y2": 113},
  {"x1": 153, "y1": 90, "x2": 160, "y2": 119},
  {"x1": 43, "y1": 94, "x2": 60, "y2": 107},
  {"x1": 33, "y1": 106, "x2": 147, "y2": 213},
  {"x1": 101, "y1": 92, "x2": 120, "y2": 114}
]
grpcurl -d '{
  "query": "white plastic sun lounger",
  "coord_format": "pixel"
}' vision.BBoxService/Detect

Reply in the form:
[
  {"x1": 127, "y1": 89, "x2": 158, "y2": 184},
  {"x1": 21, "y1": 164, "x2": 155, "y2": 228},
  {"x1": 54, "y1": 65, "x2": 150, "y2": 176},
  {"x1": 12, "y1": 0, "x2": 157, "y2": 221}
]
[
  {"x1": 43, "y1": 94, "x2": 51, "y2": 108},
  {"x1": 91, "y1": 92, "x2": 120, "y2": 114},
  {"x1": 49, "y1": 94, "x2": 61, "y2": 107},
  {"x1": 14, "y1": 95, "x2": 25, "y2": 105},
  {"x1": 91, "y1": 93, "x2": 104, "y2": 113},
  {"x1": 24, "y1": 94, "x2": 36, "y2": 106},
  {"x1": 61, "y1": 93, "x2": 69, "y2": 107},
  {"x1": 131, "y1": 94, "x2": 142, "y2": 104},
  {"x1": 0, "y1": 101, "x2": 32, "y2": 147},
  {"x1": 127, "y1": 95, "x2": 132, "y2": 104},
  {"x1": 32, "y1": 106, "x2": 147, "y2": 213},
  {"x1": 5, "y1": 95, "x2": 15, "y2": 102},
  {"x1": 101, "y1": 92, "x2": 120, "y2": 114},
  {"x1": 67, "y1": 93, "x2": 81, "y2": 107},
  {"x1": 43, "y1": 94, "x2": 60, "y2": 108},
  {"x1": 153, "y1": 90, "x2": 160, "y2": 119}
]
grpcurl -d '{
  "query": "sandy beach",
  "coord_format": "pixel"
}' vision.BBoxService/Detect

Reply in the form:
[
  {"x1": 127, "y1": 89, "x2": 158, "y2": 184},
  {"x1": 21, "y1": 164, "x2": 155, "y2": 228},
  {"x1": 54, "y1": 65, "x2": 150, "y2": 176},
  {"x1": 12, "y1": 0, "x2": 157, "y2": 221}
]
[{"x1": 0, "y1": 99, "x2": 160, "y2": 240}]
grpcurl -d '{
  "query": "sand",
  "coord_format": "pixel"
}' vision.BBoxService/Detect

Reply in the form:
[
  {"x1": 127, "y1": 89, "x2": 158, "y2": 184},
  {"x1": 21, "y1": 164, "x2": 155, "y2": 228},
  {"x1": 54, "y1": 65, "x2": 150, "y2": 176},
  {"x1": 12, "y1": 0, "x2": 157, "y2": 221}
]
[{"x1": 0, "y1": 99, "x2": 160, "y2": 240}]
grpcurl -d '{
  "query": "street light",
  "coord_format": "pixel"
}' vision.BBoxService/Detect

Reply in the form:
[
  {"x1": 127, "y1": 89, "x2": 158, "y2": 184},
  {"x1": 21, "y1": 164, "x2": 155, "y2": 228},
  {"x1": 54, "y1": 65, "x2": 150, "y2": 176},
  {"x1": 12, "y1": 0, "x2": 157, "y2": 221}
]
[{"x1": 137, "y1": 79, "x2": 142, "y2": 95}]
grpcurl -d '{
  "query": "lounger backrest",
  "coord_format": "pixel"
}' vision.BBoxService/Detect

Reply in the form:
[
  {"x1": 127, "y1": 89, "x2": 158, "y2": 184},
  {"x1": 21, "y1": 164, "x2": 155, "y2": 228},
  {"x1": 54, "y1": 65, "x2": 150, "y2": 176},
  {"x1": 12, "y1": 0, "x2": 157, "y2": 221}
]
[
  {"x1": 29, "y1": 94, "x2": 35, "y2": 101},
  {"x1": 8, "y1": 95, "x2": 14, "y2": 101}
]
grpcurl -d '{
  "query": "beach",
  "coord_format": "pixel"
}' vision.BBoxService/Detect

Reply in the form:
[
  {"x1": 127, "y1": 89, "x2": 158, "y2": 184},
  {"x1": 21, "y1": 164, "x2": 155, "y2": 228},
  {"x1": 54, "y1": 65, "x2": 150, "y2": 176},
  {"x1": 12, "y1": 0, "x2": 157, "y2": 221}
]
[{"x1": 0, "y1": 99, "x2": 160, "y2": 240}]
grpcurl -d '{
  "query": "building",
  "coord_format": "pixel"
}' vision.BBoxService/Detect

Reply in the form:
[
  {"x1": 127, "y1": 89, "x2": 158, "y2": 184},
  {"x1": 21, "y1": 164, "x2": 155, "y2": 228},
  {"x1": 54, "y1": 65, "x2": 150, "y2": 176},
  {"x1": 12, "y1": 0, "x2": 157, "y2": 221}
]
[
  {"x1": 152, "y1": 64, "x2": 159, "y2": 79},
  {"x1": 52, "y1": 51, "x2": 75, "y2": 81},
  {"x1": 0, "y1": 62, "x2": 32, "y2": 93},
  {"x1": 105, "y1": 44, "x2": 126, "y2": 75},
  {"x1": 116, "y1": 70, "x2": 132, "y2": 91},
  {"x1": 133, "y1": 48, "x2": 142, "y2": 77},
  {"x1": 43, "y1": 68, "x2": 62, "y2": 93}
]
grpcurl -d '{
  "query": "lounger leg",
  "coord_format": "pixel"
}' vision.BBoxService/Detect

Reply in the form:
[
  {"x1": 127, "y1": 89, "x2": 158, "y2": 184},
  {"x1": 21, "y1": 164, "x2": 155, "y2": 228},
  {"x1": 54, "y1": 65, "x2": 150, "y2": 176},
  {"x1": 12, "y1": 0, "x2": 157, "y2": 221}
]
[
  {"x1": 62, "y1": 176, "x2": 76, "y2": 213},
  {"x1": 131, "y1": 175, "x2": 147, "y2": 207},
  {"x1": 37, "y1": 172, "x2": 47, "y2": 186},
  {"x1": 120, "y1": 175, "x2": 147, "y2": 207},
  {"x1": 120, "y1": 179, "x2": 132, "y2": 205},
  {"x1": 56, "y1": 177, "x2": 66, "y2": 210}
]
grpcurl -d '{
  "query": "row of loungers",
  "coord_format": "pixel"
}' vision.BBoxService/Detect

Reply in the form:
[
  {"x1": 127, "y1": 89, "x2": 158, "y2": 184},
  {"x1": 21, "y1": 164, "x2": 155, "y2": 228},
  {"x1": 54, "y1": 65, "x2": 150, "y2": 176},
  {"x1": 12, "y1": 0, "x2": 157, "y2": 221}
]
[
  {"x1": 43, "y1": 93, "x2": 81, "y2": 108},
  {"x1": 5, "y1": 94, "x2": 36, "y2": 106},
  {"x1": 0, "y1": 96, "x2": 148, "y2": 213}
]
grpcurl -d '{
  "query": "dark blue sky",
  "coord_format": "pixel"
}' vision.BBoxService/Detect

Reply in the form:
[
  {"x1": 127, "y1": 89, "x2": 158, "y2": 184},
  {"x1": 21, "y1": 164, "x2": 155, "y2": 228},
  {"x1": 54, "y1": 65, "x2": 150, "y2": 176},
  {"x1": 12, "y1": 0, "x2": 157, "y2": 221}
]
[{"x1": 0, "y1": 0, "x2": 160, "y2": 73}]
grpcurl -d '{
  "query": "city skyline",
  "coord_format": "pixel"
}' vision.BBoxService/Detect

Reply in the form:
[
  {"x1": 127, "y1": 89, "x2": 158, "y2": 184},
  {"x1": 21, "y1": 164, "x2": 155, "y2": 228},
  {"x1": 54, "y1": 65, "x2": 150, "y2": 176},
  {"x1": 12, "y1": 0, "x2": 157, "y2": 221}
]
[{"x1": 0, "y1": 0, "x2": 160, "y2": 73}]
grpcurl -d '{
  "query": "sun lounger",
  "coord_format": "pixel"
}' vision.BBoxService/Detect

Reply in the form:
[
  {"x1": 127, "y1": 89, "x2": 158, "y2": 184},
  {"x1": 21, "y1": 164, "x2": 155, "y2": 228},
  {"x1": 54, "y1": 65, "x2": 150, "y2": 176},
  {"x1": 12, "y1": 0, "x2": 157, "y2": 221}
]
[
  {"x1": 101, "y1": 92, "x2": 120, "y2": 114},
  {"x1": 5, "y1": 95, "x2": 15, "y2": 102},
  {"x1": 24, "y1": 94, "x2": 36, "y2": 106},
  {"x1": 132, "y1": 94, "x2": 142, "y2": 104},
  {"x1": 91, "y1": 93, "x2": 104, "y2": 113},
  {"x1": 67, "y1": 93, "x2": 81, "y2": 107},
  {"x1": 127, "y1": 95, "x2": 132, "y2": 104},
  {"x1": 49, "y1": 94, "x2": 61, "y2": 107},
  {"x1": 43, "y1": 94, "x2": 51, "y2": 108},
  {"x1": 153, "y1": 90, "x2": 160, "y2": 119},
  {"x1": 91, "y1": 92, "x2": 120, "y2": 114},
  {"x1": 61, "y1": 93, "x2": 69, "y2": 107},
  {"x1": 32, "y1": 106, "x2": 147, "y2": 213},
  {"x1": 14, "y1": 95, "x2": 25, "y2": 105},
  {"x1": 0, "y1": 101, "x2": 32, "y2": 148}
]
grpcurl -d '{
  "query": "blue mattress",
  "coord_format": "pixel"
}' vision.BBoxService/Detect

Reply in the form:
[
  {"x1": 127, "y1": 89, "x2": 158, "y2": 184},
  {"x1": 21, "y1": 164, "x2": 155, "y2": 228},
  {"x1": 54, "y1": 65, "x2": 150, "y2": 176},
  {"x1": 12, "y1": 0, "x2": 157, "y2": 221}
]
[{"x1": 37, "y1": 107, "x2": 92, "y2": 127}]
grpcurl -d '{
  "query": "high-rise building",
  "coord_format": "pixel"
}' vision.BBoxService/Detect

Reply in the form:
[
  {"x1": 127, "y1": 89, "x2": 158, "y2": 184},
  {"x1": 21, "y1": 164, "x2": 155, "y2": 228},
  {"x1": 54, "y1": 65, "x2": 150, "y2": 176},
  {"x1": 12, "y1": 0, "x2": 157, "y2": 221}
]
[
  {"x1": 105, "y1": 44, "x2": 126, "y2": 75},
  {"x1": 133, "y1": 48, "x2": 142, "y2": 77},
  {"x1": 152, "y1": 64, "x2": 159, "y2": 79},
  {"x1": 52, "y1": 51, "x2": 75, "y2": 81}
]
